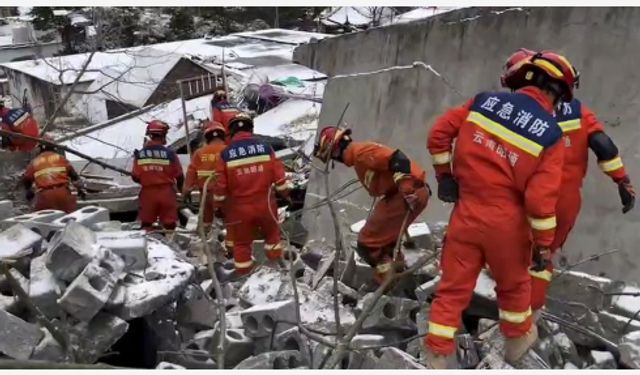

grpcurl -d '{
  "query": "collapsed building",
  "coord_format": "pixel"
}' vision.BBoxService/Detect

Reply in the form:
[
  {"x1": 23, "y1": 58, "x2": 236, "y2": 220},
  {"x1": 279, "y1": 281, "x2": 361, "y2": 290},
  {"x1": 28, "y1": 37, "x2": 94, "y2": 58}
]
[{"x1": 0, "y1": 7, "x2": 640, "y2": 369}]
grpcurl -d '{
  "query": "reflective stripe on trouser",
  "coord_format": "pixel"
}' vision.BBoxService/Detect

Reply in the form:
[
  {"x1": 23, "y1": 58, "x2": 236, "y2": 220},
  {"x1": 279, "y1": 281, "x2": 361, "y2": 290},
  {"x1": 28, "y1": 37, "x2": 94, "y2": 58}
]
[
  {"x1": 530, "y1": 186, "x2": 580, "y2": 310},
  {"x1": 426, "y1": 202, "x2": 533, "y2": 355},
  {"x1": 227, "y1": 196, "x2": 282, "y2": 272},
  {"x1": 265, "y1": 242, "x2": 283, "y2": 260}
]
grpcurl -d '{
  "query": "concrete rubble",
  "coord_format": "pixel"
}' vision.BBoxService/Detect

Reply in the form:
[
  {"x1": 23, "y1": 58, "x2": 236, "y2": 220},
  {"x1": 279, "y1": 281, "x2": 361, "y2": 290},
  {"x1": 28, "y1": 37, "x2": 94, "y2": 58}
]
[{"x1": 0, "y1": 156, "x2": 637, "y2": 370}]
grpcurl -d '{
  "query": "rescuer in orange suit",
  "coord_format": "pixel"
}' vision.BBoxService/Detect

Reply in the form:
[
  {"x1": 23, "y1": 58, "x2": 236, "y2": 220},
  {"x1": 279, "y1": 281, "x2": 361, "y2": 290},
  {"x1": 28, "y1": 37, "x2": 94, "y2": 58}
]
[
  {"x1": 211, "y1": 88, "x2": 241, "y2": 139},
  {"x1": 23, "y1": 140, "x2": 86, "y2": 213},
  {"x1": 424, "y1": 52, "x2": 580, "y2": 368},
  {"x1": 131, "y1": 120, "x2": 184, "y2": 232},
  {"x1": 313, "y1": 127, "x2": 430, "y2": 285},
  {"x1": 1, "y1": 107, "x2": 40, "y2": 152},
  {"x1": 500, "y1": 49, "x2": 636, "y2": 314},
  {"x1": 213, "y1": 113, "x2": 292, "y2": 275},
  {"x1": 183, "y1": 120, "x2": 236, "y2": 252}
]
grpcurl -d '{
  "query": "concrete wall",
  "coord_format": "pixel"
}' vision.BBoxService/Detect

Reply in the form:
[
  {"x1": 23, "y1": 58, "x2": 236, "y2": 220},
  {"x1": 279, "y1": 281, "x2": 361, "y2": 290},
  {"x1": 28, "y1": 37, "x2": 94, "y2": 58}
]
[{"x1": 298, "y1": 7, "x2": 640, "y2": 283}]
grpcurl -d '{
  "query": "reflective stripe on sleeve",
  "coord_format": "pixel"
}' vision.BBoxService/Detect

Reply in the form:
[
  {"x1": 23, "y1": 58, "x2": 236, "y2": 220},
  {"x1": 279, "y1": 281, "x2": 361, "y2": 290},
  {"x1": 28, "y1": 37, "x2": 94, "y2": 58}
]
[
  {"x1": 528, "y1": 216, "x2": 556, "y2": 231},
  {"x1": 431, "y1": 151, "x2": 451, "y2": 165},
  {"x1": 599, "y1": 156, "x2": 623, "y2": 172}
]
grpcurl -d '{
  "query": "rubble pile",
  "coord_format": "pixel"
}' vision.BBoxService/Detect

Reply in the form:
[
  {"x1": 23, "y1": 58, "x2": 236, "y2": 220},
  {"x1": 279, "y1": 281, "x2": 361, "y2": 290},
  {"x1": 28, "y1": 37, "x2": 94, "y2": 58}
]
[{"x1": 0, "y1": 202, "x2": 640, "y2": 369}]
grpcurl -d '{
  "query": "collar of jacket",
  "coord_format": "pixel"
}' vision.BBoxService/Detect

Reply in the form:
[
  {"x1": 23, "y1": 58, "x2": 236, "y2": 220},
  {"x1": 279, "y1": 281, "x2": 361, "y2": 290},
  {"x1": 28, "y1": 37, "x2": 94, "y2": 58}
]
[
  {"x1": 230, "y1": 131, "x2": 253, "y2": 142},
  {"x1": 516, "y1": 86, "x2": 555, "y2": 114}
]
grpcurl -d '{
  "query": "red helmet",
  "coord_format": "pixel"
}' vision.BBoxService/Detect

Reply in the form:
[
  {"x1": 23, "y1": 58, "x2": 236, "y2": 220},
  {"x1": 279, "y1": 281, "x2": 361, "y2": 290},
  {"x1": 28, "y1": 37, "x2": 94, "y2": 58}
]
[
  {"x1": 146, "y1": 120, "x2": 169, "y2": 136},
  {"x1": 502, "y1": 50, "x2": 579, "y2": 102},
  {"x1": 228, "y1": 112, "x2": 253, "y2": 134},
  {"x1": 501, "y1": 48, "x2": 536, "y2": 88},
  {"x1": 213, "y1": 89, "x2": 227, "y2": 103},
  {"x1": 313, "y1": 126, "x2": 352, "y2": 163},
  {"x1": 203, "y1": 121, "x2": 226, "y2": 139}
]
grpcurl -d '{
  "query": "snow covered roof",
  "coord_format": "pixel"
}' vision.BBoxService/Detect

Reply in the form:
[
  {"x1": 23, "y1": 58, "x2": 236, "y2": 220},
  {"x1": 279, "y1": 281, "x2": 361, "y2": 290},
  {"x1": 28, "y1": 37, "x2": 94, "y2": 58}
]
[
  {"x1": 383, "y1": 7, "x2": 462, "y2": 25},
  {"x1": 85, "y1": 47, "x2": 185, "y2": 108},
  {"x1": 254, "y1": 98, "x2": 322, "y2": 143},
  {"x1": 52, "y1": 9, "x2": 71, "y2": 17},
  {"x1": 318, "y1": 7, "x2": 396, "y2": 27},
  {"x1": 63, "y1": 94, "x2": 212, "y2": 161},
  {"x1": 0, "y1": 29, "x2": 330, "y2": 85}
]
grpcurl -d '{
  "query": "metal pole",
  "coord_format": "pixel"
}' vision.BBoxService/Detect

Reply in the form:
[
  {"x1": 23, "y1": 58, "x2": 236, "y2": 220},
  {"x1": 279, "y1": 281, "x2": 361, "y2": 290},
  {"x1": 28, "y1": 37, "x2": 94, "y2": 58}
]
[
  {"x1": 178, "y1": 81, "x2": 192, "y2": 155},
  {"x1": 275, "y1": 7, "x2": 279, "y2": 28},
  {"x1": 222, "y1": 48, "x2": 228, "y2": 94}
]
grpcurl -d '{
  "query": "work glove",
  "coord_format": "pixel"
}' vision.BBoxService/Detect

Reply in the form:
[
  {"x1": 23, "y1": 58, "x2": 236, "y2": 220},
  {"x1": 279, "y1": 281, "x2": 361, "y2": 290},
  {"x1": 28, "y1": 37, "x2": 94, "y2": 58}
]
[
  {"x1": 530, "y1": 245, "x2": 551, "y2": 272},
  {"x1": 437, "y1": 174, "x2": 458, "y2": 203},
  {"x1": 617, "y1": 176, "x2": 635, "y2": 214},
  {"x1": 398, "y1": 178, "x2": 418, "y2": 211},
  {"x1": 25, "y1": 190, "x2": 34, "y2": 202}
]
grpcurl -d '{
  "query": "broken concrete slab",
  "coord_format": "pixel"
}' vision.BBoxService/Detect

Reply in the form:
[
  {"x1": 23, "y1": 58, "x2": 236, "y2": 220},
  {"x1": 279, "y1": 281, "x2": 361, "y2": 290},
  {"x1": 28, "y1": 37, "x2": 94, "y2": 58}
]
[
  {"x1": 0, "y1": 223, "x2": 41, "y2": 260},
  {"x1": 235, "y1": 350, "x2": 305, "y2": 369},
  {"x1": 96, "y1": 230, "x2": 148, "y2": 271},
  {"x1": 546, "y1": 297, "x2": 607, "y2": 348},
  {"x1": 46, "y1": 221, "x2": 97, "y2": 282},
  {"x1": 105, "y1": 284, "x2": 126, "y2": 311},
  {"x1": 456, "y1": 333, "x2": 480, "y2": 369},
  {"x1": 619, "y1": 330, "x2": 640, "y2": 368},
  {"x1": 550, "y1": 331, "x2": 582, "y2": 368},
  {"x1": 476, "y1": 351, "x2": 515, "y2": 369},
  {"x1": 589, "y1": 350, "x2": 617, "y2": 369},
  {"x1": 611, "y1": 284, "x2": 640, "y2": 320},
  {"x1": 30, "y1": 328, "x2": 66, "y2": 362},
  {"x1": 91, "y1": 221, "x2": 124, "y2": 232},
  {"x1": 598, "y1": 310, "x2": 640, "y2": 343},
  {"x1": 72, "y1": 312, "x2": 129, "y2": 364},
  {"x1": 58, "y1": 260, "x2": 118, "y2": 321},
  {"x1": 274, "y1": 327, "x2": 311, "y2": 365},
  {"x1": 548, "y1": 270, "x2": 613, "y2": 311},
  {"x1": 52, "y1": 205, "x2": 110, "y2": 227},
  {"x1": 212, "y1": 326, "x2": 255, "y2": 368},
  {"x1": 0, "y1": 200, "x2": 13, "y2": 218},
  {"x1": 282, "y1": 249, "x2": 305, "y2": 279},
  {"x1": 28, "y1": 253, "x2": 63, "y2": 319},
  {"x1": 57, "y1": 247, "x2": 124, "y2": 321},
  {"x1": 358, "y1": 293, "x2": 420, "y2": 331},
  {"x1": 415, "y1": 275, "x2": 440, "y2": 304},
  {"x1": 376, "y1": 347, "x2": 427, "y2": 369},
  {"x1": 114, "y1": 238, "x2": 195, "y2": 320},
  {"x1": 533, "y1": 336, "x2": 565, "y2": 369},
  {"x1": 0, "y1": 308, "x2": 44, "y2": 360},
  {"x1": 241, "y1": 299, "x2": 296, "y2": 338},
  {"x1": 177, "y1": 285, "x2": 218, "y2": 330},
  {"x1": 2, "y1": 210, "x2": 64, "y2": 242}
]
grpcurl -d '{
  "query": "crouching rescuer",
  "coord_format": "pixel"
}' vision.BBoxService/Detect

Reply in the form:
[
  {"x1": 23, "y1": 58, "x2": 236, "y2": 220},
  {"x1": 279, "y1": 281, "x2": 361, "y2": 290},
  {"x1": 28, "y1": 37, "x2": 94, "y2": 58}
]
[
  {"x1": 425, "y1": 51, "x2": 578, "y2": 368},
  {"x1": 212, "y1": 113, "x2": 292, "y2": 275},
  {"x1": 313, "y1": 126, "x2": 430, "y2": 285},
  {"x1": 23, "y1": 139, "x2": 86, "y2": 213}
]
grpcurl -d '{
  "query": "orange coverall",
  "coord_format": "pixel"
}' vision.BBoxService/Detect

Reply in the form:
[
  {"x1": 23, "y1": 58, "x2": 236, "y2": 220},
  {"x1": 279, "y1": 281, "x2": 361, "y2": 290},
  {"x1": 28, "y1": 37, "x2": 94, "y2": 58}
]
[
  {"x1": 213, "y1": 131, "x2": 292, "y2": 274},
  {"x1": 343, "y1": 141, "x2": 430, "y2": 283},
  {"x1": 1, "y1": 108, "x2": 40, "y2": 152},
  {"x1": 529, "y1": 98, "x2": 629, "y2": 310},
  {"x1": 184, "y1": 140, "x2": 227, "y2": 224},
  {"x1": 23, "y1": 151, "x2": 79, "y2": 213},
  {"x1": 426, "y1": 86, "x2": 565, "y2": 354},
  {"x1": 131, "y1": 139, "x2": 184, "y2": 231},
  {"x1": 211, "y1": 101, "x2": 240, "y2": 139}
]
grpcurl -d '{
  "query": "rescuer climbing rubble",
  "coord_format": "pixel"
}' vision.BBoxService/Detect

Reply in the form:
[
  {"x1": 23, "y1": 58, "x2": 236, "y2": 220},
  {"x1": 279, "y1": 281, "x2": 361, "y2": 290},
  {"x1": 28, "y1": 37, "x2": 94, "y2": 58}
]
[{"x1": 425, "y1": 51, "x2": 579, "y2": 368}]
